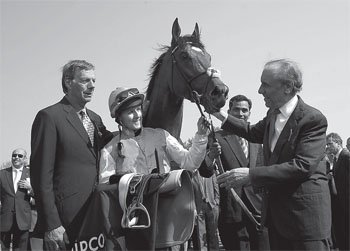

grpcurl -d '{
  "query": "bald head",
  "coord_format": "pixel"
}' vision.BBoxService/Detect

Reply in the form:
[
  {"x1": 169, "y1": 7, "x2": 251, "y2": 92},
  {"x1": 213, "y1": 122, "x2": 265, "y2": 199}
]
[{"x1": 11, "y1": 148, "x2": 27, "y2": 169}]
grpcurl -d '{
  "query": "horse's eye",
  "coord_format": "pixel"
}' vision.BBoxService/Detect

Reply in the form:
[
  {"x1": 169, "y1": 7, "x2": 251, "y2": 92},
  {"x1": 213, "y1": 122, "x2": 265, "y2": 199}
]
[{"x1": 180, "y1": 52, "x2": 189, "y2": 59}]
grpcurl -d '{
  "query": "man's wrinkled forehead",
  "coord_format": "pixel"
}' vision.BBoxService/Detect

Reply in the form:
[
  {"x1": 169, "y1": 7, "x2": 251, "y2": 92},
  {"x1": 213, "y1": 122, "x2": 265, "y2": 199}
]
[{"x1": 12, "y1": 148, "x2": 26, "y2": 156}]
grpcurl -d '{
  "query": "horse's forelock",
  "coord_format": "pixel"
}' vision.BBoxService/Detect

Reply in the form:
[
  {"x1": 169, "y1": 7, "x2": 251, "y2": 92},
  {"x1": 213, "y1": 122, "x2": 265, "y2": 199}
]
[
  {"x1": 146, "y1": 35, "x2": 205, "y2": 100},
  {"x1": 179, "y1": 35, "x2": 205, "y2": 50}
]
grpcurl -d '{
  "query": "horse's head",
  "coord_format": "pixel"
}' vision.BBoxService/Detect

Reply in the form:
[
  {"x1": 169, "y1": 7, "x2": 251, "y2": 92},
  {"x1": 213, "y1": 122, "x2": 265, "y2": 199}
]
[{"x1": 170, "y1": 18, "x2": 229, "y2": 113}]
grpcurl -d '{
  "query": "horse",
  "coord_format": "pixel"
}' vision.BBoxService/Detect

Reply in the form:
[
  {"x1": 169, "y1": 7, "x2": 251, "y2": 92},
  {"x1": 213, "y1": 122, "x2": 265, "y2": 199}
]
[{"x1": 143, "y1": 18, "x2": 229, "y2": 140}]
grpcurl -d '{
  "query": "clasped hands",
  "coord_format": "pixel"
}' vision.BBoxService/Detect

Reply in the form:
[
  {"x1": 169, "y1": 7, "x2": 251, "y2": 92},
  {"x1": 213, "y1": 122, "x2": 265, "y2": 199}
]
[{"x1": 217, "y1": 167, "x2": 250, "y2": 189}]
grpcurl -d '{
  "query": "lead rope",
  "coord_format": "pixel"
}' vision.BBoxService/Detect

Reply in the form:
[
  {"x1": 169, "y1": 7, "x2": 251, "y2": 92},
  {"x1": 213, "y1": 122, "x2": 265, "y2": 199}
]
[{"x1": 191, "y1": 91, "x2": 262, "y2": 231}]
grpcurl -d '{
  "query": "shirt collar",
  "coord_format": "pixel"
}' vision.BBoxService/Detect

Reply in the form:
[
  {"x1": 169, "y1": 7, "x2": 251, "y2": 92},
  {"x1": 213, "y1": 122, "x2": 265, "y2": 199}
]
[
  {"x1": 79, "y1": 108, "x2": 87, "y2": 114},
  {"x1": 335, "y1": 148, "x2": 342, "y2": 160},
  {"x1": 279, "y1": 95, "x2": 298, "y2": 118},
  {"x1": 12, "y1": 166, "x2": 24, "y2": 172}
]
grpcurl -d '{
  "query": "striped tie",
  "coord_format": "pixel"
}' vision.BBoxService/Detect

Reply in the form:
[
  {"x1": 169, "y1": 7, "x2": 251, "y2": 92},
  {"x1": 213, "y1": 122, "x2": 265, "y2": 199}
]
[
  {"x1": 80, "y1": 111, "x2": 95, "y2": 146},
  {"x1": 239, "y1": 137, "x2": 248, "y2": 159}
]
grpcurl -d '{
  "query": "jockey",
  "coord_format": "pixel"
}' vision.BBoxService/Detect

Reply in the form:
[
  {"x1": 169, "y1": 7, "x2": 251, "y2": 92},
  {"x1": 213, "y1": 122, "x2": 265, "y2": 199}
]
[{"x1": 99, "y1": 87, "x2": 210, "y2": 183}]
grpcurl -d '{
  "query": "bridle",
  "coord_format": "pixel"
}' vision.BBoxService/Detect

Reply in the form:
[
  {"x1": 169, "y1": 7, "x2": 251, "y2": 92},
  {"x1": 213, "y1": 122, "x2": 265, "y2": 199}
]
[
  {"x1": 171, "y1": 43, "x2": 262, "y2": 231},
  {"x1": 170, "y1": 43, "x2": 214, "y2": 108}
]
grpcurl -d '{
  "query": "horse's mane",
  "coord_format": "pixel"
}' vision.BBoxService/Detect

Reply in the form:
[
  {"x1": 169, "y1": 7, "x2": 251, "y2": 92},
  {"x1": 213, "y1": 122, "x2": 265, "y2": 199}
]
[
  {"x1": 146, "y1": 45, "x2": 169, "y2": 100},
  {"x1": 146, "y1": 35, "x2": 205, "y2": 100}
]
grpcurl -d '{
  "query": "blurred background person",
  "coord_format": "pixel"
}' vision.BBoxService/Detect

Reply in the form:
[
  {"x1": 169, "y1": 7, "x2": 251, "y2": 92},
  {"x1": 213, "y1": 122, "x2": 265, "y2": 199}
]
[
  {"x1": 346, "y1": 137, "x2": 350, "y2": 151},
  {"x1": 326, "y1": 133, "x2": 350, "y2": 251},
  {"x1": 191, "y1": 135, "x2": 221, "y2": 251},
  {"x1": 0, "y1": 148, "x2": 33, "y2": 250}
]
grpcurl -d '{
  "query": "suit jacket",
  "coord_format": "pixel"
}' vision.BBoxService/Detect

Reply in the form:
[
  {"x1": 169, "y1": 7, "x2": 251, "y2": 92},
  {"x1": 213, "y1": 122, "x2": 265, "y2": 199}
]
[
  {"x1": 30, "y1": 97, "x2": 113, "y2": 239},
  {"x1": 332, "y1": 148, "x2": 350, "y2": 249},
  {"x1": 200, "y1": 131, "x2": 264, "y2": 223},
  {"x1": 220, "y1": 131, "x2": 264, "y2": 222},
  {"x1": 0, "y1": 166, "x2": 32, "y2": 231},
  {"x1": 222, "y1": 96, "x2": 331, "y2": 240}
]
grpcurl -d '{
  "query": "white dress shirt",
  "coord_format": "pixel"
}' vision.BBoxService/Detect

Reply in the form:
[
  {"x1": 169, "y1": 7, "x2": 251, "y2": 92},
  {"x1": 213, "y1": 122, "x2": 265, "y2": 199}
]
[
  {"x1": 271, "y1": 95, "x2": 298, "y2": 151},
  {"x1": 12, "y1": 166, "x2": 23, "y2": 193}
]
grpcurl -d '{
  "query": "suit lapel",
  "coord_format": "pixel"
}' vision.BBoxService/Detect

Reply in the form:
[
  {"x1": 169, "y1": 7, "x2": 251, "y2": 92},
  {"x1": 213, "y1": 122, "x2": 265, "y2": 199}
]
[
  {"x1": 21, "y1": 167, "x2": 30, "y2": 180},
  {"x1": 6, "y1": 168, "x2": 15, "y2": 193},
  {"x1": 248, "y1": 143, "x2": 258, "y2": 167},
  {"x1": 269, "y1": 97, "x2": 304, "y2": 164},
  {"x1": 61, "y1": 98, "x2": 97, "y2": 158},
  {"x1": 223, "y1": 134, "x2": 248, "y2": 166}
]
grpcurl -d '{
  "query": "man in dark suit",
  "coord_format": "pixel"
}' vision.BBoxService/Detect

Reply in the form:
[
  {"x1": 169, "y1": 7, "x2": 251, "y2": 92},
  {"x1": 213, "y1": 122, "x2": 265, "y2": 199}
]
[
  {"x1": 202, "y1": 95, "x2": 269, "y2": 250},
  {"x1": 346, "y1": 137, "x2": 350, "y2": 152},
  {"x1": 1, "y1": 148, "x2": 33, "y2": 250},
  {"x1": 326, "y1": 133, "x2": 350, "y2": 251},
  {"x1": 212, "y1": 59, "x2": 331, "y2": 250},
  {"x1": 30, "y1": 60, "x2": 113, "y2": 250}
]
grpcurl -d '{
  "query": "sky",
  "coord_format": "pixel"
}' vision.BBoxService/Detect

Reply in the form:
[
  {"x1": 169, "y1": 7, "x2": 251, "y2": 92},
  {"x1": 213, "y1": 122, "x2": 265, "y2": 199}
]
[{"x1": 1, "y1": 0, "x2": 349, "y2": 163}]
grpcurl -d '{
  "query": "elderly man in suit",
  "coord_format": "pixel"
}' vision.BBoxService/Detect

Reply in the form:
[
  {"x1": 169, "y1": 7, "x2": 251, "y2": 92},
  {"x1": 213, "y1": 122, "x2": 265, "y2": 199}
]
[
  {"x1": 1, "y1": 148, "x2": 32, "y2": 250},
  {"x1": 212, "y1": 59, "x2": 331, "y2": 250},
  {"x1": 30, "y1": 60, "x2": 113, "y2": 250},
  {"x1": 201, "y1": 95, "x2": 269, "y2": 250},
  {"x1": 326, "y1": 133, "x2": 350, "y2": 251}
]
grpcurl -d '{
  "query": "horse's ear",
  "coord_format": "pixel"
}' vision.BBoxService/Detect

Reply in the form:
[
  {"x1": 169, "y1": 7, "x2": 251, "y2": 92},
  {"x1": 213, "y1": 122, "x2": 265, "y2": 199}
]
[
  {"x1": 171, "y1": 18, "x2": 181, "y2": 46},
  {"x1": 192, "y1": 23, "x2": 200, "y2": 41}
]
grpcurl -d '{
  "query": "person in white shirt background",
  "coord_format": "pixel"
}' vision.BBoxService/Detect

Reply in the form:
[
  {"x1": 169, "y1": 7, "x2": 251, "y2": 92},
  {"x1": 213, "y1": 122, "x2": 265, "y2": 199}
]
[{"x1": 0, "y1": 148, "x2": 33, "y2": 250}]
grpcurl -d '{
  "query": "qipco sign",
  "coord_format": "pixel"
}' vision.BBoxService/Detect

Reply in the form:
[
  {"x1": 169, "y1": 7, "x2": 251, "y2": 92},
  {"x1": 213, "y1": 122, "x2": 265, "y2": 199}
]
[{"x1": 72, "y1": 233, "x2": 105, "y2": 251}]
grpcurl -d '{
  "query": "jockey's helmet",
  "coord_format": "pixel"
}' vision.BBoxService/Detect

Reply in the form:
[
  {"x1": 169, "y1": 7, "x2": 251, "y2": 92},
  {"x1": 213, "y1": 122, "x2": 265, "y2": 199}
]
[{"x1": 109, "y1": 87, "x2": 144, "y2": 118}]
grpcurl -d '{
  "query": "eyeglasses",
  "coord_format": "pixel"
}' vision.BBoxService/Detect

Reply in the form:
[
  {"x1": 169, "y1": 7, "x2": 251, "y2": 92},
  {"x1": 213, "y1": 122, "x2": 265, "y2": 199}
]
[{"x1": 12, "y1": 154, "x2": 24, "y2": 158}]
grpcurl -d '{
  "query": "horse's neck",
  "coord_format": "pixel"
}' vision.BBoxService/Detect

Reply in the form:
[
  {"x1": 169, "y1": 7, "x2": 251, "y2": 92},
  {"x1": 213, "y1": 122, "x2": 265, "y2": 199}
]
[{"x1": 143, "y1": 81, "x2": 184, "y2": 140}]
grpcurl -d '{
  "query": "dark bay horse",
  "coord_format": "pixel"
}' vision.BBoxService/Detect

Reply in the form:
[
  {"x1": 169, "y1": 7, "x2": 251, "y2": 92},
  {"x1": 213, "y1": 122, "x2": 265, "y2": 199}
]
[{"x1": 143, "y1": 18, "x2": 229, "y2": 139}]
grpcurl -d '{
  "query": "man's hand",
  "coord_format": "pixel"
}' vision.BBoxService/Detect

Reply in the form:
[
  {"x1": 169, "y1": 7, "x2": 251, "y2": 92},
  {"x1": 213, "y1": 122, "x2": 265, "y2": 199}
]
[
  {"x1": 217, "y1": 167, "x2": 250, "y2": 189},
  {"x1": 207, "y1": 141, "x2": 221, "y2": 160},
  {"x1": 197, "y1": 116, "x2": 210, "y2": 136},
  {"x1": 17, "y1": 179, "x2": 31, "y2": 190},
  {"x1": 44, "y1": 226, "x2": 69, "y2": 250}
]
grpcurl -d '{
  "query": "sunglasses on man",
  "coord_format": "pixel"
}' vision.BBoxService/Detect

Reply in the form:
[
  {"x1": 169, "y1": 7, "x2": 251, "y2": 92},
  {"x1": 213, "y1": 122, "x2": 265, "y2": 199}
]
[{"x1": 12, "y1": 154, "x2": 24, "y2": 158}]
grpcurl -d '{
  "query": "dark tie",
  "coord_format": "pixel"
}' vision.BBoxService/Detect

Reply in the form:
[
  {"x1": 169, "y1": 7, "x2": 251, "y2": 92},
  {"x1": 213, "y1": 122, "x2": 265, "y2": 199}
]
[
  {"x1": 333, "y1": 156, "x2": 337, "y2": 167},
  {"x1": 269, "y1": 109, "x2": 281, "y2": 152},
  {"x1": 80, "y1": 111, "x2": 95, "y2": 146}
]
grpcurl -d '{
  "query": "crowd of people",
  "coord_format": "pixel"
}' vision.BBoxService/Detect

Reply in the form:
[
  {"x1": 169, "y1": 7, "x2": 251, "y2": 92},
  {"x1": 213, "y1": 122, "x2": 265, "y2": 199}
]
[{"x1": 1, "y1": 59, "x2": 349, "y2": 251}]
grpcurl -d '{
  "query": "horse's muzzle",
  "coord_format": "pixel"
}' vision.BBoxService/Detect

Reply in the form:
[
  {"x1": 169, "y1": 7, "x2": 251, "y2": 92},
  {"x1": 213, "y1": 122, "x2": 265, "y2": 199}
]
[{"x1": 202, "y1": 79, "x2": 229, "y2": 113}]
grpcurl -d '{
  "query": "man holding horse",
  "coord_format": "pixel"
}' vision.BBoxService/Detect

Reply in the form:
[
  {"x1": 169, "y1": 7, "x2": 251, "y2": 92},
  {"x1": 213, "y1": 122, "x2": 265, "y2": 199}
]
[
  {"x1": 202, "y1": 94, "x2": 270, "y2": 250},
  {"x1": 212, "y1": 59, "x2": 331, "y2": 250}
]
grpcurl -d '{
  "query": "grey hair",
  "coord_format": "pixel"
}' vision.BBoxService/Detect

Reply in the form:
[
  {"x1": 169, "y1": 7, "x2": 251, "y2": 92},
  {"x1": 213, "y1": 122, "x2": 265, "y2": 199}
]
[
  {"x1": 61, "y1": 60, "x2": 95, "y2": 94},
  {"x1": 264, "y1": 59, "x2": 303, "y2": 94}
]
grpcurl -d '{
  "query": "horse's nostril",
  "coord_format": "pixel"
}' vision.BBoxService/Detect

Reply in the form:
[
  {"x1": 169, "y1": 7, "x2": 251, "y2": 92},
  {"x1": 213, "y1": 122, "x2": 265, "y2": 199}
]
[{"x1": 211, "y1": 84, "x2": 229, "y2": 97}]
